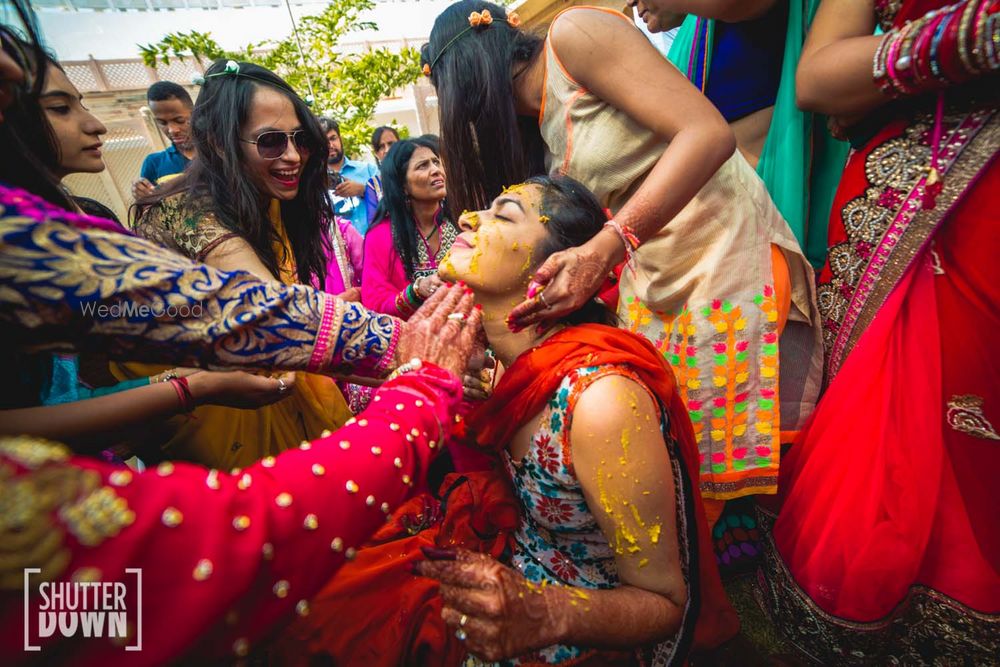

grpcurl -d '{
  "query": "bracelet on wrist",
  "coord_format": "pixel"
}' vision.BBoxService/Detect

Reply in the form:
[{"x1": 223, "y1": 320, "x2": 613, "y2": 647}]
[
  {"x1": 602, "y1": 220, "x2": 640, "y2": 275},
  {"x1": 169, "y1": 377, "x2": 196, "y2": 413},
  {"x1": 386, "y1": 357, "x2": 424, "y2": 382}
]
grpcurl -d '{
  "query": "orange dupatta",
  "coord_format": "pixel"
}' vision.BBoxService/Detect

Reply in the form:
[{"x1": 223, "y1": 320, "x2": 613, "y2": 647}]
[
  {"x1": 467, "y1": 324, "x2": 739, "y2": 652},
  {"x1": 276, "y1": 324, "x2": 737, "y2": 666}
]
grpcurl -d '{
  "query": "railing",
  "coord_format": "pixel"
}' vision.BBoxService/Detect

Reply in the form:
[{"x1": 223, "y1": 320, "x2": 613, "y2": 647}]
[
  {"x1": 61, "y1": 56, "x2": 205, "y2": 93},
  {"x1": 61, "y1": 37, "x2": 420, "y2": 93}
]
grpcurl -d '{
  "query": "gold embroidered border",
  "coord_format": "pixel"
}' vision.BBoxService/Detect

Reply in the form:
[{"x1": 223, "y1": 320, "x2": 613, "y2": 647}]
[
  {"x1": 754, "y1": 507, "x2": 1000, "y2": 665},
  {"x1": 839, "y1": 112, "x2": 1000, "y2": 370}
]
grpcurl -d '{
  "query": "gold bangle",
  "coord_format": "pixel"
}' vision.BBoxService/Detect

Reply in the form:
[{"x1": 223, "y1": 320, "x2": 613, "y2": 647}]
[
  {"x1": 155, "y1": 370, "x2": 179, "y2": 384},
  {"x1": 386, "y1": 358, "x2": 423, "y2": 382},
  {"x1": 958, "y1": 0, "x2": 982, "y2": 74}
]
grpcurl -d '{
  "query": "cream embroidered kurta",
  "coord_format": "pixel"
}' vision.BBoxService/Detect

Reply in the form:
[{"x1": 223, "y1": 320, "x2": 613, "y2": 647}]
[{"x1": 538, "y1": 8, "x2": 823, "y2": 499}]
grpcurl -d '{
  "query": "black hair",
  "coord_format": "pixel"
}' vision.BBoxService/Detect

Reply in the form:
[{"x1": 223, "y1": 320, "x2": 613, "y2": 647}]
[
  {"x1": 416, "y1": 133, "x2": 440, "y2": 155},
  {"x1": 372, "y1": 137, "x2": 450, "y2": 280},
  {"x1": 146, "y1": 80, "x2": 193, "y2": 106},
  {"x1": 422, "y1": 0, "x2": 545, "y2": 217},
  {"x1": 526, "y1": 174, "x2": 616, "y2": 327},
  {"x1": 135, "y1": 59, "x2": 331, "y2": 286},
  {"x1": 317, "y1": 116, "x2": 339, "y2": 135},
  {"x1": 0, "y1": 2, "x2": 71, "y2": 209},
  {"x1": 370, "y1": 125, "x2": 399, "y2": 150}
]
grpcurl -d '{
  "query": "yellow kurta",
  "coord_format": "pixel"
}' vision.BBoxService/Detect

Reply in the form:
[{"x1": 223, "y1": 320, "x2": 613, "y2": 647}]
[{"x1": 115, "y1": 198, "x2": 351, "y2": 470}]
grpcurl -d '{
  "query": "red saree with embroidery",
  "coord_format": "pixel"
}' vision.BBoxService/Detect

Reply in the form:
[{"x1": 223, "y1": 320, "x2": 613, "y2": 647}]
[
  {"x1": 273, "y1": 325, "x2": 737, "y2": 666},
  {"x1": 756, "y1": 2, "x2": 1000, "y2": 663}
]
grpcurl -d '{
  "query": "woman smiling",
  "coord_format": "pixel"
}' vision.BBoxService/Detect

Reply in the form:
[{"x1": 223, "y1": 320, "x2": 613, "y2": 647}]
[
  {"x1": 125, "y1": 59, "x2": 353, "y2": 470},
  {"x1": 277, "y1": 176, "x2": 733, "y2": 667}
]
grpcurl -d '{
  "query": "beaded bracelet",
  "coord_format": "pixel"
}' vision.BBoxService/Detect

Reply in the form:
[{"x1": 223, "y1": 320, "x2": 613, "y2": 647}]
[
  {"x1": 873, "y1": 27, "x2": 898, "y2": 95},
  {"x1": 975, "y1": 0, "x2": 999, "y2": 69},
  {"x1": 386, "y1": 357, "x2": 423, "y2": 382},
  {"x1": 958, "y1": 0, "x2": 982, "y2": 74},
  {"x1": 894, "y1": 19, "x2": 924, "y2": 94}
]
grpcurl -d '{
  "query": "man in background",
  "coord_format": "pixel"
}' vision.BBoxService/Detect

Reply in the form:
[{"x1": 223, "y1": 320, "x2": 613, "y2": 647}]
[
  {"x1": 132, "y1": 81, "x2": 195, "y2": 200},
  {"x1": 319, "y1": 116, "x2": 378, "y2": 235}
]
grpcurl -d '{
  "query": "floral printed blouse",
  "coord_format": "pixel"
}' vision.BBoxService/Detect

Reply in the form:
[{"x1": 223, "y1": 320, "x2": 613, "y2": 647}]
[
  {"x1": 132, "y1": 191, "x2": 238, "y2": 263},
  {"x1": 468, "y1": 364, "x2": 689, "y2": 667}
]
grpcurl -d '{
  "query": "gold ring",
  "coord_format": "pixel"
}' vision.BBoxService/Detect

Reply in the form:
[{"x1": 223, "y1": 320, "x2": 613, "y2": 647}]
[
  {"x1": 277, "y1": 378, "x2": 288, "y2": 393},
  {"x1": 538, "y1": 292, "x2": 550, "y2": 309},
  {"x1": 459, "y1": 613, "x2": 468, "y2": 627},
  {"x1": 447, "y1": 313, "x2": 467, "y2": 322}
]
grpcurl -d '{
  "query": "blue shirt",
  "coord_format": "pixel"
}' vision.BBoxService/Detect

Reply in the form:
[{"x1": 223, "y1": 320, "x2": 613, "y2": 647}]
[
  {"x1": 330, "y1": 157, "x2": 379, "y2": 235},
  {"x1": 140, "y1": 144, "x2": 191, "y2": 185}
]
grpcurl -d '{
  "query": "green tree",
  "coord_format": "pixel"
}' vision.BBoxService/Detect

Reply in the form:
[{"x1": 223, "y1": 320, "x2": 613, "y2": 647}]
[{"x1": 138, "y1": 0, "x2": 422, "y2": 158}]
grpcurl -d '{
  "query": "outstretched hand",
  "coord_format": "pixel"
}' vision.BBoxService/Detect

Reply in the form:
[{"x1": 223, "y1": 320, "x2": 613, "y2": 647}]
[
  {"x1": 397, "y1": 283, "x2": 483, "y2": 378},
  {"x1": 187, "y1": 370, "x2": 296, "y2": 409},
  {"x1": 415, "y1": 548, "x2": 567, "y2": 662}
]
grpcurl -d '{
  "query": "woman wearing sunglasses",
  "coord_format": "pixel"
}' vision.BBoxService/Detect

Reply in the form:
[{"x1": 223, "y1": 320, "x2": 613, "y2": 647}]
[{"x1": 126, "y1": 59, "x2": 354, "y2": 470}]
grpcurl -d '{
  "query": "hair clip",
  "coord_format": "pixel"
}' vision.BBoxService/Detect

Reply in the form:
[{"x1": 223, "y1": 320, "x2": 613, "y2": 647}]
[
  {"x1": 204, "y1": 59, "x2": 241, "y2": 81},
  {"x1": 424, "y1": 10, "x2": 522, "y2": 76},
  {"x1": 469, "y1": 10, "x2": 493, "y2": 27},
  {"x1": 191, "y1": 74, "x2": 206, "y2": 85}
]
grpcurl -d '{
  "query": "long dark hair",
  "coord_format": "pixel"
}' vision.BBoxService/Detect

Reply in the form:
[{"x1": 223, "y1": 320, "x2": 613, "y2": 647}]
[
  {"x1": 370, "y1": 125, "x2": 398, "y2": 160},
  {"x1": 528, "y1": 174, "x2": 615, "y2": 327},
  {"x1": 0, "y1": 3, "x2": 72, "y2": 210},
  {"x1": 372, "y1": 137, "x2": 450, "y2": 280},
  {"x1": 422, "y1": 0, "x2": 545, "y2": 216},
  {"x1": 135, "y1": 59, "x2": 331, "y2": 285}
]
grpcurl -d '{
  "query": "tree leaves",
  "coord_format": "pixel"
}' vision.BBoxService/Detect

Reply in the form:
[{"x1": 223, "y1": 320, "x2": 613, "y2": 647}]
[{"x1": 137, "y1": 0, "x2": 422, "y2": 159}]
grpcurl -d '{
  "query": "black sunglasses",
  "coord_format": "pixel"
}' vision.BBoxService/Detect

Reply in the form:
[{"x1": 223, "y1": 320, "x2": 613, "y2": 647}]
[{"x1": 241, "y1": 129, "x2": 311, "y2": 160}]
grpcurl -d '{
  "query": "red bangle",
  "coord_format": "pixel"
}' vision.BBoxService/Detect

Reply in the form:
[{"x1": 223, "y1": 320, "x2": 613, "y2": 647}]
[
  {"x1": 170, "y1": 377, "x2": 196, "y2": 413},
  {"x1": 938, "y1": 6, "x2": 968, "y2": 83}
]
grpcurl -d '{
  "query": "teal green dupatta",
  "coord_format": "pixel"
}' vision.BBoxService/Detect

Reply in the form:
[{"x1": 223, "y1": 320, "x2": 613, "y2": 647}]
[{"x1": 667, "y1": 1, "x2": 849, "y2": 267}]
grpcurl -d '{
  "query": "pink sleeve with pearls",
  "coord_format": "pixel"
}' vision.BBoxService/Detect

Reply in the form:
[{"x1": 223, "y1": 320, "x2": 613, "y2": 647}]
[{"x1": 0, "y1": 365, "x2": 462, "y2": 665}]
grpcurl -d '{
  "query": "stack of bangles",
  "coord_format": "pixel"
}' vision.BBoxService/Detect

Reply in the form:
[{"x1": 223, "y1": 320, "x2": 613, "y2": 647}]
[
  {"x1": 604, "y1": 219, "x2": 641, "y2": 272},
  {"x1": 873, "y1": 0, "x2": 999, "y2": 98},
  {"x1": 395, "y1": 280, "x2": 426, "y2": 317}
]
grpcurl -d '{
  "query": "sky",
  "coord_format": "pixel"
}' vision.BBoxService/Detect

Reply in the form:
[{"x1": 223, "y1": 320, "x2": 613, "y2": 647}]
[{"x1": 34, "y1": 0, "x2": 455, "y2": 61}]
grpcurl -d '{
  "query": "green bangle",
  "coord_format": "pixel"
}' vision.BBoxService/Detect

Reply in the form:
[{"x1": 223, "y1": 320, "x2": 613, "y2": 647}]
[{"x1": 406, "y1": 283, "x2": 423, "y2": 307}]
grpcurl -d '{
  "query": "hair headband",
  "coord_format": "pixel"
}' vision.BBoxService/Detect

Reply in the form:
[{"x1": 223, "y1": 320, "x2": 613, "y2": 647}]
[
  {"x1": 423, "y1": 9, "x2": 521, "y2": 76},
  {"x1": 191, "y1": 60, "x2": 314, "y2": 105}
]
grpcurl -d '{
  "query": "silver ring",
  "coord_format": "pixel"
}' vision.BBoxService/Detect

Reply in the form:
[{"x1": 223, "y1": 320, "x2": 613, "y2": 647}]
[
  {"x1": 459, "y1": 613, "x2": 468, "y2": 627},
  {"x1": 538, "y1": 291, "x2": 550, "y2": 309},
  {"x1": 277, "y1": 378, "x2": 288, "y2": 393},
  {"x1": 447, "y1": 312, "x2": 467, "y2": 322},
  {"x1": 455, "y1": 628, "x2": 468, "y2": 641}
]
